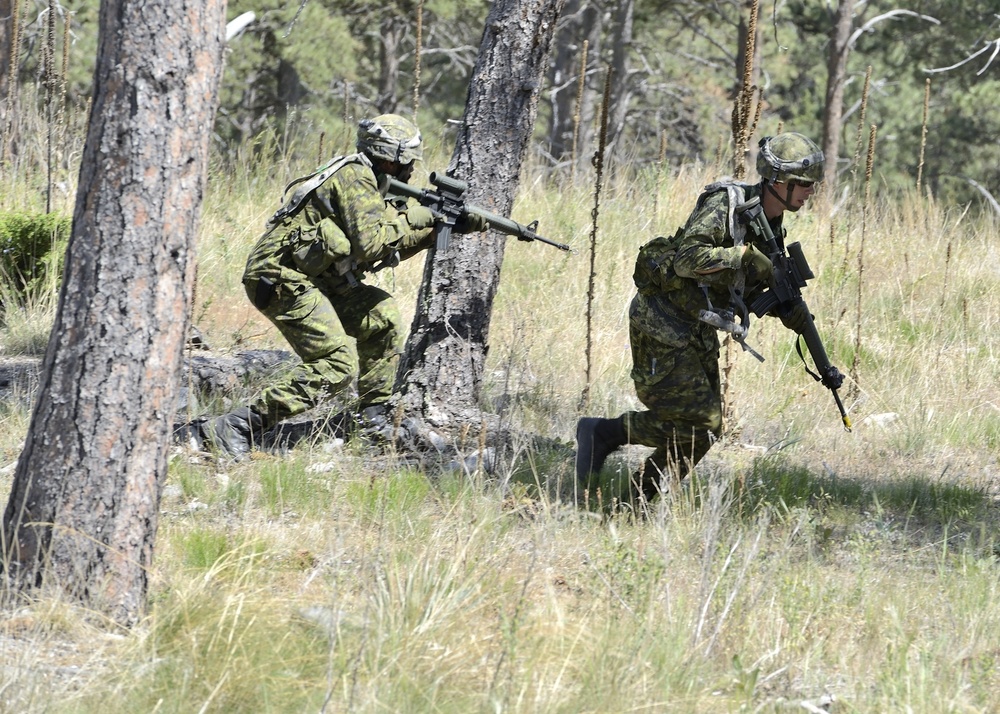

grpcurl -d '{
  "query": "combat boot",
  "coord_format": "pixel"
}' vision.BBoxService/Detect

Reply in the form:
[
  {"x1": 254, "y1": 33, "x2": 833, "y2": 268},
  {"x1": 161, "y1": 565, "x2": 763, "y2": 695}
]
[
  {"x1": 575, "y1": 416, "x2": 627, "y2": 484},
  {"x1": 202, "y1": 406, "x2": 267, "y2": 458}
]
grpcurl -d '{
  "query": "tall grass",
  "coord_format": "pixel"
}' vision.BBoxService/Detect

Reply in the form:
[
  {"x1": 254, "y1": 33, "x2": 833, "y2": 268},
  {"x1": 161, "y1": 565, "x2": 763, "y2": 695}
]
[{"x1": 3, "y1": 116, "x2": 1000, "y2": 712}]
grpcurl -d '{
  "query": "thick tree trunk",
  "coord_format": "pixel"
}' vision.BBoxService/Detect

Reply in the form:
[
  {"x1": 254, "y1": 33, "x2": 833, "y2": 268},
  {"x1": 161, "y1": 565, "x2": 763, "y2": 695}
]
[
  {"x1": 822, "y1": 0, "x2": 856, "y2": 189},
  {"x1": 1, "y1": 0, "x2": 225, "y2": 626},
  {"x1": 397, "y1": 0, "x2": 563, "y2": 426}
]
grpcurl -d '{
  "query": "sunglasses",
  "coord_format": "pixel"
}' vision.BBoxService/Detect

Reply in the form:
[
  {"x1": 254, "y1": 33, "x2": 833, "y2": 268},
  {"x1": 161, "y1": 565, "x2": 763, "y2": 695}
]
[{"x1": 790, "y1": 180, "x2": 815, "y2": 189}]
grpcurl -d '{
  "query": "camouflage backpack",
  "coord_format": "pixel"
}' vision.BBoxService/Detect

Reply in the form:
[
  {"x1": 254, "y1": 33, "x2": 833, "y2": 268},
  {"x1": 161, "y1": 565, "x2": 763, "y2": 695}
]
[{"x1": 633, "y1": 179, "x2": 754, "y2": 294}]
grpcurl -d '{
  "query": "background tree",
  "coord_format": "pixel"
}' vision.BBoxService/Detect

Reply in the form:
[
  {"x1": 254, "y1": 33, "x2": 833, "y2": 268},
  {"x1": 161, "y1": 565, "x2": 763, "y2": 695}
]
[
  {"x1": 216, "y1": 0, "x2": 485, "y2": 151},
  {"x1": 0, "y1": 0, "x2": 15, "y2": 158},
  {"x1": 545, "y1": 0, "x2": 603, "y2": 166},
  {"x1": 604, "y1": 0, "x2": 637, "y2": 157},
  {"x1": 7, "y1": 1, "x2": 1000, "y2": 224},
  {"x1": 912, "y1": 0, "x2": 1000, "y2": 207},
  {"x1": 396, "y1": 0, "x2": 564, "y2": 424},
  {"x1": 216, "y1": 0, "x2": 358, "y2": 147},
  {"x1": 820, "y1": 0, "x2": 857, "y2": 189},
  {"x1": 1, "y1": 0, "x2": 225, "y2": 626},
  {"x1": 0, "y1": 0, "x2": 11, "y2": 111}
]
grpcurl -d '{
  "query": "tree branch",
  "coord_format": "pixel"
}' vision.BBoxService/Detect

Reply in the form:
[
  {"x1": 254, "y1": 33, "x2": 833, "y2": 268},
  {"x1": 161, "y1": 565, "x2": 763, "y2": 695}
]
[
  {"x1": 961, "y1": 176, "x2": 1000, "y2": 217},
  {"x1": 923, "y1": 39, "x2": 1000, "y2": 76},
  {"x1": 847, "y1": 10, "x2": 940, "y2": 49}
]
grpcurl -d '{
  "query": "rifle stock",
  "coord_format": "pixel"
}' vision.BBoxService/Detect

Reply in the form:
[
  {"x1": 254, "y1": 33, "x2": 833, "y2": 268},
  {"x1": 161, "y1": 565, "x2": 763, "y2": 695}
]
[
  {"x1": 737, "y1": 196, "x2": 852, "y2": 431},
  {"x1": 387, "y1": 173, "x2": 571, "y2": 253}
]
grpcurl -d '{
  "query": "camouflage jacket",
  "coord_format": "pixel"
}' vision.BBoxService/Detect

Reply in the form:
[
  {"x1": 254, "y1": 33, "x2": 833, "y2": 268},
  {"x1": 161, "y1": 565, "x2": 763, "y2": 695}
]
[
  {"x1": 243, "y1": 153, "x2": 433, "y2": 294},
  {"x1": 631, "y1": 181, "x2": 785, "y2": 345}
]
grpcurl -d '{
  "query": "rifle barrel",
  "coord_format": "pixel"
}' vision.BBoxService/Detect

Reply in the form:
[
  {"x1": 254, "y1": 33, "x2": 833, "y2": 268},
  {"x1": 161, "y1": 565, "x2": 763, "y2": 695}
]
[{"x1": 387, "y1": 178, "x2": 571, "y2": 251}]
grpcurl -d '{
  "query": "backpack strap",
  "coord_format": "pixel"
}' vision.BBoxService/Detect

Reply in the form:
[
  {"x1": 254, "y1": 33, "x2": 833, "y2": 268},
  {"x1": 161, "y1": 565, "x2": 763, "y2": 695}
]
[
  {"x1": 266, "y1": 153, "x2": 372, "y2": 227},
  {"x1": 694, "y1": 179, "x2": 762, "y2": 358},
  {"x1": 699, "y1": 178, "x2": 753, "y2": 247}
]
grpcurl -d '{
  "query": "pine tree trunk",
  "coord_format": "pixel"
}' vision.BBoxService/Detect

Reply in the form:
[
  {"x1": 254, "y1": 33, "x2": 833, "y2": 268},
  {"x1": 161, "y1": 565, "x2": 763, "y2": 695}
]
[
  {"x1": 0, "y1": 0, "x2": 11, "y2": 107},
  {"x1": 822, "y1": 0, "x2": 857, "y2": 189},
  {"x1": 1, "y1": 0, "x2": 225, "y2": 627},
  {"x1": 397, "y1": 0, "x2": 564, "y2": 426},
  {"x1": 0, "y1": 0, "x2": 19, "y2": 161},
  {"x1": 546, "y1": 0, "x2": 602, "y2": 164},
  {"x1": 605, "y1": 0, "x2": 635, "y2": 156}
]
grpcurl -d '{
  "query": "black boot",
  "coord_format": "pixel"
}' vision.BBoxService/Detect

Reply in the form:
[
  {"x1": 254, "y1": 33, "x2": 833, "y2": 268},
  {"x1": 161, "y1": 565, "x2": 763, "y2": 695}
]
[
  {"x1": 202, "y1": 406, "x2": 266, "y2": 458},
  {"x1": 575, "y1": 416, "x2": 628, "y2": 484},
  {"x1": 329, "y1": 403, "x2": 401, "y2": 444}
]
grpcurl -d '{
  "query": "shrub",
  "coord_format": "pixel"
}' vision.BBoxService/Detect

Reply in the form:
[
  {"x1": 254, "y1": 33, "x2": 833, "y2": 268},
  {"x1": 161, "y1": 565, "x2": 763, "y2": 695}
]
[{"x1": 0, "y1": 211, "x2": 71, "y2": 298}]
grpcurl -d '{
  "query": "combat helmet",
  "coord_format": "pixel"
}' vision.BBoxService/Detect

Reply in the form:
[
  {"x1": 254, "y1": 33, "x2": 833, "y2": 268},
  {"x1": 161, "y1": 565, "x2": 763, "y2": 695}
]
[
  {"x1": 757, "y1": 133, "x2": 824, "y2": 184},
  {"x1": 356, "y1": 114, "x2": 423, "y2": 165}
]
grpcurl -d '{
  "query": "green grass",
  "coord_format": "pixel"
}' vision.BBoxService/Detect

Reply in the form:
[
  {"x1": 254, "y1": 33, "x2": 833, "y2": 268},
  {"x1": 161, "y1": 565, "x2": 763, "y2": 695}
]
[{"x1": 3, "y1": 122, "x2": 1000, "y2": 712}]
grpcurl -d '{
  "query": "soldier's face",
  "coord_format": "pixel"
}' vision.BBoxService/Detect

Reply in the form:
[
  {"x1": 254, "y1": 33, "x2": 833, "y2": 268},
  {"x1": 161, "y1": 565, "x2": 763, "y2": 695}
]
[
  {"x1": 780, "y1": 181, "x2": 815, "y2": 212},
  {"x1": 384, "y1": 161, "x2": 414, "y2": 183},
  {"x1": 373, "y1": 159, "x2": 415, "y2": 183}
]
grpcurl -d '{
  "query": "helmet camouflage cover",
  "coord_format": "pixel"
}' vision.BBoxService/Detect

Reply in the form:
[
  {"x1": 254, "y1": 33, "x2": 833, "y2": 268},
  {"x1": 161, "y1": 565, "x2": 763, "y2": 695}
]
[
  {"x1": 356, "y1": 114, "x2": 423, "y2": 165},
  {"x1": 756, "y1": 132, "x2": 824, "y2": 184}
]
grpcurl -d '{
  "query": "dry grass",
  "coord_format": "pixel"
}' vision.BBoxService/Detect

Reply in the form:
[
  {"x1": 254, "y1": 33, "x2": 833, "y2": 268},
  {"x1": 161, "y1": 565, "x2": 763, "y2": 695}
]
[{"x1": 3, "y1": 130, "x2": 1000, "y2": 712}]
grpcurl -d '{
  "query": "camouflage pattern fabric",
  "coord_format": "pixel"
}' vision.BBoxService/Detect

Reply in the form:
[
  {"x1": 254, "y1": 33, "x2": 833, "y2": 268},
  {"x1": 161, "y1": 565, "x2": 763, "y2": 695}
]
[
  {"x1": 623, "y1": 181, "x2": 786, "y2": 495},
  {"x1": 633, "y1": 183, "x2": 781, "y2": 320},
  {"x1": 623, "y1": 291, "x2": 721, "y2": 496},
  {"x1": 242, "y1": 154, "x2": 433, "y2": 425}
]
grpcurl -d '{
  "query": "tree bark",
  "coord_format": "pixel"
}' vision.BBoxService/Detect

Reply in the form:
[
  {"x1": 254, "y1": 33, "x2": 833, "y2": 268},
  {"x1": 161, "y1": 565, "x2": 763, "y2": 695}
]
[
  {"x1": 605, "y1": 0, "x2": 635, "y2": 157},
  {"x1": 397, "y1": 0, "x2": 564, "y2": 426},
  {"x1": 822, "y1": 0, "x2": 856, "y2": 189},
  {"x1": 0, "y1": 0, "x2": 19, "y2": 161},
  {"x1": 546, "y1": 0, "x2": 602, "y2": 164},
  {"x1": 376, "y1": 14, "x2": 405, "y2": 113},
  {"x1": 1, "y1": 0, "x2": 225, "y2": 626},
  {"x1": 0, "y1": 0, "x2": 11, "y2": 108}
]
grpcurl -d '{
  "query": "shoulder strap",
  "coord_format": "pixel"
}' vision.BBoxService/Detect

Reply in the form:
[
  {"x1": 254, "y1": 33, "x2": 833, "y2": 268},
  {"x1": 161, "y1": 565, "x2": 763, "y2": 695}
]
[
  {"x1": 697, "y1": 178, "x2": 754, "y2": 247},
  {"x1": 267, "y1": 153, "x2": 372, "y2": 226}
]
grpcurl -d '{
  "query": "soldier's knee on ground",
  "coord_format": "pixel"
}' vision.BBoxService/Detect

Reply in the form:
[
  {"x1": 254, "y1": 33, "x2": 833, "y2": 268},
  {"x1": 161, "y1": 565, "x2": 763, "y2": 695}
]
[
  {"x1": 200, "y1": 406, "x2": 268, "y2": 459},
  {"x1": 575, "y1": 416, "x2": 628, "y2": 484}
]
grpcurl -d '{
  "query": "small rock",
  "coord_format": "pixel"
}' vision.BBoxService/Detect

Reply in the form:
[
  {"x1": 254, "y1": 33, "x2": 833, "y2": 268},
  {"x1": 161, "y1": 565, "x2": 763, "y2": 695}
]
[{"x1": 861, "y1": 412, "x2": 898, "y2": 428}]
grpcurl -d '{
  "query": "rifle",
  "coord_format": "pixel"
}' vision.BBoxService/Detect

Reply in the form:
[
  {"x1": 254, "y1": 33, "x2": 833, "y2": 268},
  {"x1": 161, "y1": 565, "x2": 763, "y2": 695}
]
[
  {"x1": 736, "y1": 196, "x2": 853, "y2": 431},
  {"x1": 387, "y1": 172, "x2": 571, "y2": 253}
]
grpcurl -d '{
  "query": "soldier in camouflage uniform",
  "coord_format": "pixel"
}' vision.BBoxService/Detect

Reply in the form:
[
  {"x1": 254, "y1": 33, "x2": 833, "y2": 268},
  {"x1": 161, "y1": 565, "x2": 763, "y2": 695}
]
[
  {"x1": 200, "y1": 114, "x2": 485, "y2": 456},
  {"x1": 576, "y1": 133, "x2": 834, "y2": 502}
]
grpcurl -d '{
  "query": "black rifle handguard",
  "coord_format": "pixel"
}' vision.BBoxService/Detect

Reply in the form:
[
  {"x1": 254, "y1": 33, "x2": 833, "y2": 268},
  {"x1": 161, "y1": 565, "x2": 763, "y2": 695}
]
[{"x1": 736, "y1": 196, "x2": 852, "y2": 431}]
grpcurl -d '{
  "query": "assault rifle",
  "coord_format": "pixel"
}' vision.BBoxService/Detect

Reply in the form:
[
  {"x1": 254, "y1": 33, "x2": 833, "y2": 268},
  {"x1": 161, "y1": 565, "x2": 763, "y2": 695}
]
[
  {"x1": 387, "y1": 173, "x2": 571, "y2": 253},
  {"x1": 736, "y1": 196, "x2": 852, "y2": 431}
]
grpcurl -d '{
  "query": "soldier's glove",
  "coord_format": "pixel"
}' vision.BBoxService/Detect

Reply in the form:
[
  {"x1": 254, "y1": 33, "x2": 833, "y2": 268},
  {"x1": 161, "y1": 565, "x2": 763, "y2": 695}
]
[
  {"x1": 405, "y1": 205, "x2": 436, "y2": 230},
  {"x1": 454, "y1": 210, "x2": 489, "y2": 234},
  {"x1": 742, "y1": 244, "x2": 774, "y2": 283},
  {"x1": 778, "y1": 299, "x2": 812, "y2": 334},
  {"x1": 821, "y1": 365, "x2": 845, "y2": 391}
]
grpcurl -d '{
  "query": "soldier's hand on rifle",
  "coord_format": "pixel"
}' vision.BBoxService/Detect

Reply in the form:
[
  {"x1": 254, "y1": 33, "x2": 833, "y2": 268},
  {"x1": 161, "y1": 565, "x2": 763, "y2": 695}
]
[
  {"x1": 455, "y1": 209, "x2": 489, "y2": 234},
  {"x1": 821, "y1": 365, "x2": 845, "y2": 391},
  {"x1": 405, "y1": 205, "x2": 436, "y2": 230},
  {"x1": 742, "y1": 244, "x2": 773, "y2": 283},
  {"x1": 777, "y1": 299, "x2": 812, "y2": 334}
]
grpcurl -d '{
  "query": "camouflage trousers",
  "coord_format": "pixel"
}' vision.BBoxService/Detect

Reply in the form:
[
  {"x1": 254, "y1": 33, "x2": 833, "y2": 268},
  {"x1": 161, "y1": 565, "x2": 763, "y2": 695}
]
[
  {"x1": 622, "y1": 317, "x2": 723, "y2": 495},
  {"x1": 244, "y1": 276, "x2": 402, "y2": 426}
]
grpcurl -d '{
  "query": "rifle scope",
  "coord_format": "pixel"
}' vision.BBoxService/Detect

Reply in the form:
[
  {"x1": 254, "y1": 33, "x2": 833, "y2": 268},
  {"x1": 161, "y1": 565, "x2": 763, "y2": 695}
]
[
  {"x1": 786, "y1": 241, "x2": 815, "y2": 283},
  {"x1": 429, "y1": 172, "x2": 468, "y2": 197}
]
